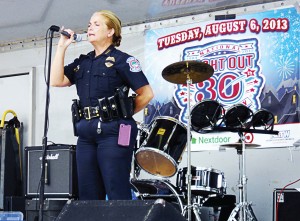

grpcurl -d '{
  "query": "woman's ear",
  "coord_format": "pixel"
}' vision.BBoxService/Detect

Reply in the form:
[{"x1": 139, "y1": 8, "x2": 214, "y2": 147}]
[{"x1": 108, "y1": 28, "x2": 115, "y2": 37}]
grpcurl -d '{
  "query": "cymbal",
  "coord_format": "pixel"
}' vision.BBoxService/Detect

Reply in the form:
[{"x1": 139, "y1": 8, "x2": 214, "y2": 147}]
[
  {"x1": 162, "y1": 60, "x2": 214, "y2": 84},
  {"x1": 220, "y1": 142, "x2": 261, "y2": 149}
]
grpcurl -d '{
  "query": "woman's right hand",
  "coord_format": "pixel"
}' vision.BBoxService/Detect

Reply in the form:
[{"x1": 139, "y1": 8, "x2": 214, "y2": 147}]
[
  {"x1": 57, "y1": 27, "x2": 75, "y2": 48},
  {"x1": 50, "y1": 27, "x2": 73, "y2": 87}
]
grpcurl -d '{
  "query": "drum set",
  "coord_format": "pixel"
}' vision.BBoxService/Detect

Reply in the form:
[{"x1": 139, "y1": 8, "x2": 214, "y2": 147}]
[
  {"x1": 131, "y1": 60, "x2": 228, "y2": 221},
  {"x1": 131, "y1": 118, "x2": 228, "y2": 220},
  {"x1": 130, "y1": 60, "x2": 277, "y2": 221}
]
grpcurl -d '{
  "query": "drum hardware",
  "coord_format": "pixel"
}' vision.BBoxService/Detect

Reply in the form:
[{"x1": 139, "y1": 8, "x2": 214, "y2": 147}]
[
  {"x1": 132, "y1": 126, "x2": 141, "y2": 179},
  {"x1": 172, "y1": 96, "x2": 274, "y2": 220},
  {"x1": 182, "y1": 194, "x2": 224, "y2": 221},
  {"x1": 132, "y1": 122, "x2": 149, "y2": 179},
  {"x1": 132, "y1": 124, "x2": 141, "y2": 179},
  {"x1": 220, "y1": 132, "x2": 257, "y2": 221},
  {"x1": 218, "y1": 105, "x2": 257, "y2": 221},
  {"x1": 138, "y1": 193, "x2": 182, "y2": 198},
  {"x1": 182, "y1": 203, "x2": 202, "y2": 221},
  {"x1": 131, "y1": 178, "x2": 185, "y2": 213},
  {"x1": 208, "y1": 104, "x2": 278, "y2": 221},
  {"x1": 222, "y1": 107, "x2": 275, "y2": 221},
  {"x1": 221, "y1": 142, "x2": 261, "y2": 150},
  {"x1": 162, "y1": 60, "x2": 214, "y2": 221}
]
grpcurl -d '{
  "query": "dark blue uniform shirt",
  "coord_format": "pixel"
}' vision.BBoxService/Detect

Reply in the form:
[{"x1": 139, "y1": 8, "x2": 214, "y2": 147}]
[{"x1": 64, "y1": 45, "x2": 149, "y2": 107}]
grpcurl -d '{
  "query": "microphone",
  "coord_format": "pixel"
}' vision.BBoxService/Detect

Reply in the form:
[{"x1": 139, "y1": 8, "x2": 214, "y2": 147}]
[
  {"x1": 49, "y1": 25, "x2": 83, "y2": 42},
  {"x1": 60, "y1": 30, "x2": 83, "y2": 42}
]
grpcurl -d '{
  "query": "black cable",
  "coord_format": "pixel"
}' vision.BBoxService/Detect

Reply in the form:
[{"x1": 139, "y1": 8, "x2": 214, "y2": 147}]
[{"x1": 44, "y1": 28, "x2": 51, "y2": 136}]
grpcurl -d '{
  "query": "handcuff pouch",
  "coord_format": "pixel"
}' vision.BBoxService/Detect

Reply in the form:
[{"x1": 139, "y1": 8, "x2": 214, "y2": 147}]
[{"x1": 98, "y1": 97, "x2": 112, "y2": 122}]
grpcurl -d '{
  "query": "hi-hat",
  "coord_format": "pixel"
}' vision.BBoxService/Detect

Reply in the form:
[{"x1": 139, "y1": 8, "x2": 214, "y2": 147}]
[
  {"x1": 220, "y1": 142, "x2": 261, "y2": 149},
  {"x1": 162, "y1": 60, "x2": 214, "y2": 84}
]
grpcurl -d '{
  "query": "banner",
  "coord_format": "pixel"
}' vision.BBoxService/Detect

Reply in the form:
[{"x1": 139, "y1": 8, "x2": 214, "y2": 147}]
[{"x1": 144, "y1": 6, "x2": 300, "y2": 150}]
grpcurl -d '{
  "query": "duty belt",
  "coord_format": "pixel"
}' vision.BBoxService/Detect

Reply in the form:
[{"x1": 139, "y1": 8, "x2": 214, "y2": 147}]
[
  {"x1": 82, "y1": 106, "x2": 100, "y2": 120},
  {"x1": 81, "y1": 101, "x2": 121, "y2": 122},
  {"x1": 78, "y1": 87, "x2": 134, "y2": 121}
]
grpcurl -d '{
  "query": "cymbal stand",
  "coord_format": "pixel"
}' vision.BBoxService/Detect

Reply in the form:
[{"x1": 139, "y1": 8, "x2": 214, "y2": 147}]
[
  {"x1": 183, "y1": 195, "x2": 211, "y2": 221},
  {"x1": 183, "y1": 68, "x2": 194, "y2": 221},
  {"x1": 228, "y1": 132, "x2": 257, "y2": 221},
  {"x1": 182, "y1": 202, "x2": 202, "y2": 221}
]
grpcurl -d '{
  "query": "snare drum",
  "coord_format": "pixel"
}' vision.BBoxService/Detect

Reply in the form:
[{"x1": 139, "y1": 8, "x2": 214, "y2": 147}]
[
  {"x1": 176, "y1": 166, "x2": 226, "y2": 196},
  {"x1": 131, "y1": 179, "x2": 184, "y2": 213},
  {"x1": 135, "y1": 116, "x2": 187, "y2": 177}
]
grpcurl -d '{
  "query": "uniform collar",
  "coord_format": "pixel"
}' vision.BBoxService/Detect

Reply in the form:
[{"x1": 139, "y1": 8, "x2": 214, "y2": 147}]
[{"x1": 87, "y1": 45, "x2": 115, "y2": 59}]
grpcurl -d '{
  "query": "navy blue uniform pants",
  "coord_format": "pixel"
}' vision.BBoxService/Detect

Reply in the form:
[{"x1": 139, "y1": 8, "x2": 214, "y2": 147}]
[{"x1": 75, "y1": 118, "x2": 137, "y2": 200}]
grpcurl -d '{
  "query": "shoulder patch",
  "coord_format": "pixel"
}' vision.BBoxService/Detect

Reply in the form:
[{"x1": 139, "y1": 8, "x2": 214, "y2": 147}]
[{"x1": 126, "y1": 57, "x2": 142, "y2": 72}]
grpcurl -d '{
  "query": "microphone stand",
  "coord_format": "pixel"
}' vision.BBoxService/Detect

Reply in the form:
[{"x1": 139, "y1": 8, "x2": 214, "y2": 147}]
[{"x1": 38, "y1": 26, "x2": 57, "y2": 221}]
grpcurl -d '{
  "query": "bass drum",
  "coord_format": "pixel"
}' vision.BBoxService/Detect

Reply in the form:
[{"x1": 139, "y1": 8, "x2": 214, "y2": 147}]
[
  {"x1": 131, "y1": 179, "x2": 184, "y2": 213},
  {"x1": 176, "y1": 166, "x2": 226, "y2": 196}
]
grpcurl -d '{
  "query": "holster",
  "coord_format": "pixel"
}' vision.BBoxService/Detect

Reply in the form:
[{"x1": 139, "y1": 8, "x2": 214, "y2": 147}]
[
  {"x1": 115, "y1": 86, "x2": 135, "y2": 119},
  {"x1": 71, "y1": 99, "x2": 81, "y2": 136},
  {"x1": 97, "y1": 86, "x2": 135, "y2": 122}
]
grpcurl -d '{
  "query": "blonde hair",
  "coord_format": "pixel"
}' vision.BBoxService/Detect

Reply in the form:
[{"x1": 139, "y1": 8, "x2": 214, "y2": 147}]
[{"x1": 98, "y1": 10, "x2": 122, "y2": 47}]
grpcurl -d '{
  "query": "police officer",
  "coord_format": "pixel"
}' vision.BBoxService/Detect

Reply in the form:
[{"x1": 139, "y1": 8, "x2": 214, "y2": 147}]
[{"x1": 50, "y1": 10, "x2": 154, "y2": 200}]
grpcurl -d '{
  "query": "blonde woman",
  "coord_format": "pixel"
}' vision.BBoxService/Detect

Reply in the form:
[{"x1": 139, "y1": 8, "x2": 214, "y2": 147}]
[{"x1": 50, "y1": 10, "x2": 153, "y2": 200}]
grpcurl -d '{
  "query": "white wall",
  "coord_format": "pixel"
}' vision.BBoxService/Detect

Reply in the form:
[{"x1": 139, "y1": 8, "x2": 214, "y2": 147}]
[{"x1": 0, "y1": 11, "x2": 300, "y2": 221}]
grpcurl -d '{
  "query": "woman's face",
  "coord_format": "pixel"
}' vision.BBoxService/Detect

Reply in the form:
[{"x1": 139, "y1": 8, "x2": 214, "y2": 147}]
[{"x1": 87, "y1": 12, "x2": 114, "y2": 44}]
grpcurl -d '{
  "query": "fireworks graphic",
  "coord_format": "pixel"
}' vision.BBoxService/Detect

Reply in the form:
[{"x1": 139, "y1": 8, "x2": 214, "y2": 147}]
[{"x1": 277, "y1": 56, "x2": 295, "y2": 80}]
